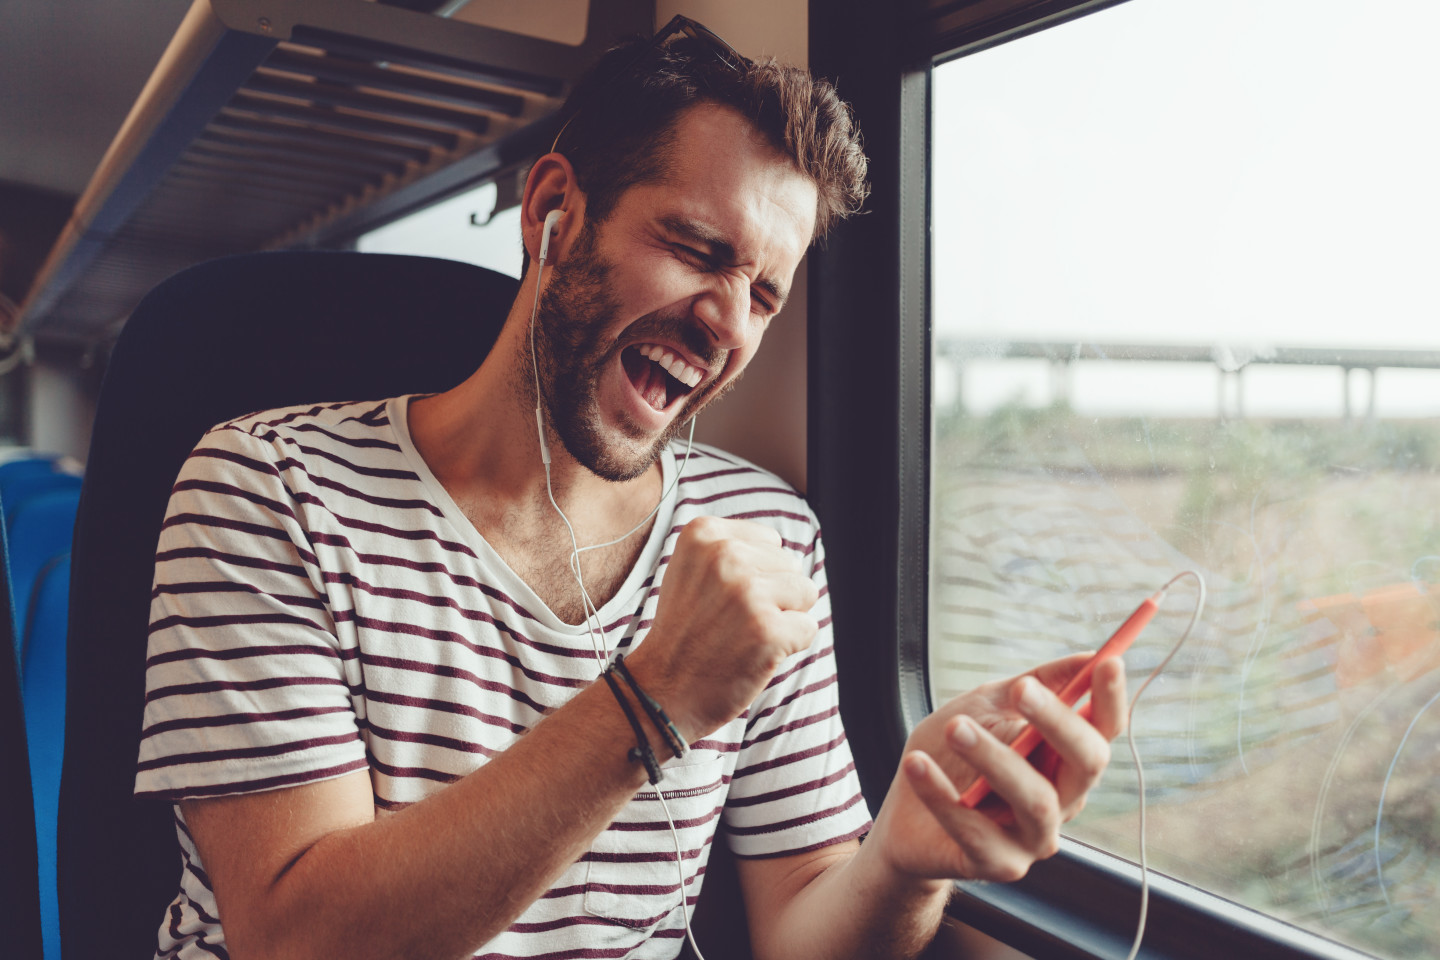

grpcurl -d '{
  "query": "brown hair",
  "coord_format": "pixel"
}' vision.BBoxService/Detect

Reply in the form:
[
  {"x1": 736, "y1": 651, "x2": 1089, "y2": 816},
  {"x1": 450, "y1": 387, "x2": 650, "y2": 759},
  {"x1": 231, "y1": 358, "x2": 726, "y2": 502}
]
[{"x1": 553, "y1": 33, "x2": 869, "y2": 241}]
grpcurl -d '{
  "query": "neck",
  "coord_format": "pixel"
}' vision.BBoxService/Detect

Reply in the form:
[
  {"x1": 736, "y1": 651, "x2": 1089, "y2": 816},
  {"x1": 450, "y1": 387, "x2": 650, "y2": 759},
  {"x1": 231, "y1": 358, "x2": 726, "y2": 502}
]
[{"x1": 406, "y1": 310, "x2": 663, "y2": 544}]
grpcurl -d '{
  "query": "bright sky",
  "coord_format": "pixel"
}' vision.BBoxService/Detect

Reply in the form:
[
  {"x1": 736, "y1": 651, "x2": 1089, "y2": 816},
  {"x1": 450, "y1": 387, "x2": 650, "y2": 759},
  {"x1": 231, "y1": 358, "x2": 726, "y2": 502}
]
[
  {"x1": 361, "y1": 3, "x2": 1440, "y2": 419},
  {"x1": 932, "y1": 0, "x2": 1440, "y2": 415},
  {"x1": 359, "y1": 182, "x2": 524, "y2": 279}
]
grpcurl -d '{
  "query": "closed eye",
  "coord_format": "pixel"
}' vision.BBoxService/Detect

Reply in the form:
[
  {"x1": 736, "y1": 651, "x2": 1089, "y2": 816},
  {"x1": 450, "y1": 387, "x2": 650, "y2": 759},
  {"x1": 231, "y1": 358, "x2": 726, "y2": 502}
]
[
  {"x1": 674, "y1": 244, "x2": 712, "y2": 268},
  {"x1": 674, "y1": 243, "x2": 776, "y2": 317}
]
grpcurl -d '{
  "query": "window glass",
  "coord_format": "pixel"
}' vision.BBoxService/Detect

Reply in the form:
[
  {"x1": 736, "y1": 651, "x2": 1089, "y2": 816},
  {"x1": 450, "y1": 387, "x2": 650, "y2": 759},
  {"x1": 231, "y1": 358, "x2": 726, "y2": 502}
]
[
  {"x1": 929, "y1": 1, "x2": 1440, "y2": 956},
  {"x1": 357, "y1": 180, "x2": 523, "y2": 278}
]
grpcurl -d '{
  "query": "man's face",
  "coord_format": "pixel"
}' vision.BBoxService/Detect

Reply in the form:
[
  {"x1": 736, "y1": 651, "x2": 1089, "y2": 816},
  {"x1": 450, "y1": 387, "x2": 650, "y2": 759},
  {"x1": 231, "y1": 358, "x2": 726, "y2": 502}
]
[{"x1": 530, "y1": 103, "x2": 817, "y2": 482}]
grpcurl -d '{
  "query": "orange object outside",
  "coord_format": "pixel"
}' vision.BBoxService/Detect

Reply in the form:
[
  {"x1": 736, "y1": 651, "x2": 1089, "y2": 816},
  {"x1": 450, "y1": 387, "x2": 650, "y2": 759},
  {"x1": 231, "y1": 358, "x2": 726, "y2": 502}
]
[{"x1": 1302, "y1": 581, "x2": 1440, "y2": 688}]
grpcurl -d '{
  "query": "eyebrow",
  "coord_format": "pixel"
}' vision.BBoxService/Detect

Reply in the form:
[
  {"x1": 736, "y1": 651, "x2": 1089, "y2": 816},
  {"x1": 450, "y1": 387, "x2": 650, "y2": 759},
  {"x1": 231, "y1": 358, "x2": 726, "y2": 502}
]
[{"x1": 658, "y1": 214, "x2": 789, "y2": 312}]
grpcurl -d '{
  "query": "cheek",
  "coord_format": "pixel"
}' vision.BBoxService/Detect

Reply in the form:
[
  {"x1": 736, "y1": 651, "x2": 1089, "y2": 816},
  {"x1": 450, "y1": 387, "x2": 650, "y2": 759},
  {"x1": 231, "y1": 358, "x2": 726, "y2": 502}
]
[{"x1": 620, "y1": 252, "x2": 695, "y2": 313}]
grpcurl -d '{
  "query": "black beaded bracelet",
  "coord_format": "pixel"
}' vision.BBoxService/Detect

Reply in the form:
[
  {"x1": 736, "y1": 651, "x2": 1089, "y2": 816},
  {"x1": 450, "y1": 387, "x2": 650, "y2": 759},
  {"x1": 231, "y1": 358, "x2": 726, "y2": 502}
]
[
  {"x1": 601, "y1": 667, "x2": 662, "y2": 784},
  {"x1": 611, "y1": 654, "x2": 688, "y2": 759}
]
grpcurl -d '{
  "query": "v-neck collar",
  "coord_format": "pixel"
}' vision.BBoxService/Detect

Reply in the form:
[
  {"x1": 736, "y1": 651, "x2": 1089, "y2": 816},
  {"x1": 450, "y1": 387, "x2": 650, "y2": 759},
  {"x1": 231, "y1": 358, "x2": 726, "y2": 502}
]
[{"x1": 388, "y1": 394, "x2": 678, "y2": 637}]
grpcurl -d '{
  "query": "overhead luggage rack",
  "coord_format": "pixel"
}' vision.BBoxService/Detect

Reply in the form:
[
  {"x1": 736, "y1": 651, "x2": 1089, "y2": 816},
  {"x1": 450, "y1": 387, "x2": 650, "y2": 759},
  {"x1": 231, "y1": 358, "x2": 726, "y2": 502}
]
[{"x1": 15, "y1": 0, "x2": 650, "y2": 344}]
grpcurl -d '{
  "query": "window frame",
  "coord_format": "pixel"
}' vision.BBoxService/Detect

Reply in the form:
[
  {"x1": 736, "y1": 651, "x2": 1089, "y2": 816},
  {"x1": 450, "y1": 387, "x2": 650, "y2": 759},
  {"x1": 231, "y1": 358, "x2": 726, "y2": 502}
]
[{"x1": 807, "y1": 2, "x2": 1383, "y2": 958}]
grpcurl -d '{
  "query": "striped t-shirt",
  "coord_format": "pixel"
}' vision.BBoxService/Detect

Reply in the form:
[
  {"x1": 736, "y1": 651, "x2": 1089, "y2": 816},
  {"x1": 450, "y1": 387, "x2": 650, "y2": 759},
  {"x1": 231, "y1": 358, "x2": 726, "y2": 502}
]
[{"x1": 136, "y1": 395, "x2": 871, "y2": 960}]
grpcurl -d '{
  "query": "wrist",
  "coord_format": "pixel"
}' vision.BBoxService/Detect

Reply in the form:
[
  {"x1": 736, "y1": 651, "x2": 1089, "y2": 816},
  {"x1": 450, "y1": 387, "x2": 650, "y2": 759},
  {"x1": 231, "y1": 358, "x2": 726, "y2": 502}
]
[
  {"x1": 864, "y1": 836, "x2": 953, "y2": 905},
  {"x1": 865, "y1": 796, "x2": 956, "y2": 898},
  {"x1": 615, "y1": 650, "x2": 697, "y2": 756},
  {"x1": 600, "y1": 664, "x2": 666, "y2": 783},
  {"x1": 610, "y1": 654, "x2": 688, "y2": 762}
]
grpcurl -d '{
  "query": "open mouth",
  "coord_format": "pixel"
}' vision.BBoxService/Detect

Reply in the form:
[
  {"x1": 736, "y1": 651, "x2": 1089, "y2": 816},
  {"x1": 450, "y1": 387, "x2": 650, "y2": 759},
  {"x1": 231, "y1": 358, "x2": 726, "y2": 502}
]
[{"x1": 620, "y1": 343, "x2": 706, "y2": 413}]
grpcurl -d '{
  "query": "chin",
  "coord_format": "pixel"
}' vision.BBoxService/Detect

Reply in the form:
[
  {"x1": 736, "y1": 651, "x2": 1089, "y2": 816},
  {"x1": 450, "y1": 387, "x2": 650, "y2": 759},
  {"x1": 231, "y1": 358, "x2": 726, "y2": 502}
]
[
  {"x1": 556, "y1": 412, "x2": 673, "y2": 483},
  {"x1": 588, "y1": 445, "x2": 661, "y2": 483}
]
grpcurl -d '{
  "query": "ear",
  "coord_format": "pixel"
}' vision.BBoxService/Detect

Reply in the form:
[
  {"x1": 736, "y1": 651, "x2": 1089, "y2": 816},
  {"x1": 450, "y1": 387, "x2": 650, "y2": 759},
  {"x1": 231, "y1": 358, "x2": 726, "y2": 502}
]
[{"x1": 520, "y1": 152, "x2": 585, "y2": 264}]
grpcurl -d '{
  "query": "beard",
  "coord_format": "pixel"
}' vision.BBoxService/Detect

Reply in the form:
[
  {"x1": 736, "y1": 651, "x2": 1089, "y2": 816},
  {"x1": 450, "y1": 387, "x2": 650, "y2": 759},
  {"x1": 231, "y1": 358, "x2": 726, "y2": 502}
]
[{"x1": 525, "y1": 224, "x2": 732, "y2": 482}]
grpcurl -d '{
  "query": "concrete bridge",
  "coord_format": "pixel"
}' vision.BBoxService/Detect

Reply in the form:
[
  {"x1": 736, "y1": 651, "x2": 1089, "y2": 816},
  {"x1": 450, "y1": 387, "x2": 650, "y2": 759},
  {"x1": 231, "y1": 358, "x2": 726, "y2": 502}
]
[{"x1": 935, "y1": 340, "x2": 1440, "y2": 420}]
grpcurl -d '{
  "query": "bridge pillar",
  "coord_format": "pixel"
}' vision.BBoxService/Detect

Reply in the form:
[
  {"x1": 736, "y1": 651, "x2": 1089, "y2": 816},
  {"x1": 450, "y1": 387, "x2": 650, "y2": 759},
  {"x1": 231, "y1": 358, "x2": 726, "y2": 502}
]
[
  {"x1": 1342, "y1": 366, "x2": 1378, "y2": 423},
  {"x1": 1049, "y1": 358, "x2": 1071, "y2": 408},
  {"x1": 1217, "y1": 367, "x2": 1244, "y2": 420}
]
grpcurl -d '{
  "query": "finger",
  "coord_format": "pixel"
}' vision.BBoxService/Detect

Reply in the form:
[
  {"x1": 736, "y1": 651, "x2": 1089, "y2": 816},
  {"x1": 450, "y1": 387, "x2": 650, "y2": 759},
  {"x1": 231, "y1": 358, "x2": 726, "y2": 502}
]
[
  {"x1": 948, "y1": 714, "x2": 1060, "y2": 858},
  {"x1": 901, "y1": 751, "x2": 1032, "y2": 883},
  {"x1": 739, "y1": 540, "x2": 805, "y2": 576},
  {"x1": 706, "y1": 536, "x2": 801, "y2": 580},
  {"x1": 770, "y1": 609, "x2": 820, "y2": 656},
  {"x1": 686, "y1": 516, "x2": 784, "y2": 548},
  {"x1": 1011, "y1": 677, "x2": 1111, "y2": 817},
  {"x1": 729, "y1": 518, "x2": 787, "y2": 547},
  {"x1": 1086, "y1": 657, "x2": 1128, "y2": 740},
  {"x1": 758, "y1": 570, "x2": 820, "y2": 612},
  {"x1": 696, "y1": 545, "x2": 801, "y2": 610},
  {"x1": 1029, "y1": 651, "x2": 1095, "y2": 692}
]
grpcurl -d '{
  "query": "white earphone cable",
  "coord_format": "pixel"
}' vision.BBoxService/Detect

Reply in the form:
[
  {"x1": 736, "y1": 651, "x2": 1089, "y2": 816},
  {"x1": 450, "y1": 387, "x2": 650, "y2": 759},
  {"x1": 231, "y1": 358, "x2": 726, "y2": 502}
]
[
  {"x1": 531, "y1": 227, "x2": 708, "y2": 958},
  {"x1": 1122, "y1": 570, "x2": 1207, "y2": 960}
]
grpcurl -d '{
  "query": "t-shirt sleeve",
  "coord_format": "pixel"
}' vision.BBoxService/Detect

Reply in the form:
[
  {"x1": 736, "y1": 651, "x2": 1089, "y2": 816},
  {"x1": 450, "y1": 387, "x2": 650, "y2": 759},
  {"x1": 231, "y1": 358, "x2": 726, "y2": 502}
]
[
  {"x1": 135, "y1": 425, "x2": 368, "y2": 800},
  {"x1": 721, "y1": 525, "x2": 873, "y2": 858}
]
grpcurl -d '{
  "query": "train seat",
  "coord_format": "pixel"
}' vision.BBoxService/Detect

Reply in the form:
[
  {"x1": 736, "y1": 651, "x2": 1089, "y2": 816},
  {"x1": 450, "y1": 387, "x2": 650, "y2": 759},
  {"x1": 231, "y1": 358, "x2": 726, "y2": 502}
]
[
  {"x1": 7, "y1": 487, "x2": 80, "y2": 653},
  {"x1": 60, "y1": 251, "x2": 515, "y2": 958},
  {"x1": 0, "y1": 456, "x2": 61, "y2": 495},
  {"x1": 6, "y1": 483, "x2": 82, "y2": 960},
  {"x1": 24, "y1": 553, "x2": 71, "y2": 960},
  {"x1": 3, "y1": 472, "x2": 83, "y2": 528},
  {"x1": 0, "y1": 495, "x2": 44, "y2": 959}
]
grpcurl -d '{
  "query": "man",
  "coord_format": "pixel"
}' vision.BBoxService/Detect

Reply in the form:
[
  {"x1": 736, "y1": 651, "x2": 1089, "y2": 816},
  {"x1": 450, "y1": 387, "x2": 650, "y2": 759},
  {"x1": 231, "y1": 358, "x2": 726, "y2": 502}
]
[{"x1": 135, "y1": 20, "x2": 1126, "y2": 960}]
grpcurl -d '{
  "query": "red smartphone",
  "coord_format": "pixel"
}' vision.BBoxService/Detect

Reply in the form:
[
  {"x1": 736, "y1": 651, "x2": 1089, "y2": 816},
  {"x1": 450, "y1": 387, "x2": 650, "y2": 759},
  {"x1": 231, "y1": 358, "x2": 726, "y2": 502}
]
[{"x1": 957, "y1": 593, "x2": 1158, "y2": 809}]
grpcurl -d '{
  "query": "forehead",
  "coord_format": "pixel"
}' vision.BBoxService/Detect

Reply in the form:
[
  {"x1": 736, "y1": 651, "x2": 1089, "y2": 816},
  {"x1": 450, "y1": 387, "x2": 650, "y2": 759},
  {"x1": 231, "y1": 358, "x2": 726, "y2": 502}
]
[{"x1": 622, "y1": 103, "x2": 818, "y2": 275}]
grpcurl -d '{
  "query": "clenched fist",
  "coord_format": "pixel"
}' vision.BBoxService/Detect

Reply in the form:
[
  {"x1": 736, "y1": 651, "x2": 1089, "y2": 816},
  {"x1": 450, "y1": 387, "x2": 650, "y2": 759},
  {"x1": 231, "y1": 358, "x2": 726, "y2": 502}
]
[{"x1": 624, "y1": 516, "x2": 821, "y2": 745}]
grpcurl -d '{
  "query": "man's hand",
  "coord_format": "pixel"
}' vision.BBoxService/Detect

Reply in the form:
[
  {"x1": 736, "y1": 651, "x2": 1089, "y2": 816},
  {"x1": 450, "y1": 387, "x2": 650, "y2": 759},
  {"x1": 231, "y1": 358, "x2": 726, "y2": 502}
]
[
  {"x1": 867, "y1": 653, "x2": 1127, "y2": 884},
  {"x1": 625, "y1": 516, "x2": 821, "y2": 743}
]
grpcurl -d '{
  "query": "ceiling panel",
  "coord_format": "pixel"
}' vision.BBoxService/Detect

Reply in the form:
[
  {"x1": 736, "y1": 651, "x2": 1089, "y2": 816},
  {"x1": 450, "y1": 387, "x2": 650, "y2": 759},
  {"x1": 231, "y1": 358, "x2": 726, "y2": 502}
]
[{"x1": 13, "y1": 0, "x2": 651, "y2": 343}]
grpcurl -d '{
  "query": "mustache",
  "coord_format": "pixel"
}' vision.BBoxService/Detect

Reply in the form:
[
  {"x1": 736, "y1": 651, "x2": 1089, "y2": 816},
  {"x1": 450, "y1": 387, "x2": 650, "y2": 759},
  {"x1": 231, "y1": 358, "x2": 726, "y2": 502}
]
[{"x1": 620, "y1": 314, "x2": 726, "y2": 377}]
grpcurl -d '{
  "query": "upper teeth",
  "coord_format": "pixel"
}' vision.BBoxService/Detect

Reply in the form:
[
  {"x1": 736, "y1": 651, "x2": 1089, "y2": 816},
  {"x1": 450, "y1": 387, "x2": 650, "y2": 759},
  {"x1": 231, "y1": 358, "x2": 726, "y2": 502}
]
[{"x1": 638, "y1": 344, "x2": 704, "y2": 388}]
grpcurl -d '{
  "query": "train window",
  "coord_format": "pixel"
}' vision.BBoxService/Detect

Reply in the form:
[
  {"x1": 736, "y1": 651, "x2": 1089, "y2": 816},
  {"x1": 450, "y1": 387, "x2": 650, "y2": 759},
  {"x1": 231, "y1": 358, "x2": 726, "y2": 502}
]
[
  {"x1": 356, "y1": 180, "x2": 523, "y2": 278},
  {"x1": 928, "y1": 1, "x2": 1440, "y2": 958}
]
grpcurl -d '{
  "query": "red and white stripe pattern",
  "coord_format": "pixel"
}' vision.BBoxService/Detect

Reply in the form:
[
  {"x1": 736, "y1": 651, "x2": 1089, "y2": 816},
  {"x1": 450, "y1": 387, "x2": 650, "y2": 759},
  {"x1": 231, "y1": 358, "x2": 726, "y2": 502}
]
[{"x1": 137, "y1": 395, "x2": 870, "y2": 960}]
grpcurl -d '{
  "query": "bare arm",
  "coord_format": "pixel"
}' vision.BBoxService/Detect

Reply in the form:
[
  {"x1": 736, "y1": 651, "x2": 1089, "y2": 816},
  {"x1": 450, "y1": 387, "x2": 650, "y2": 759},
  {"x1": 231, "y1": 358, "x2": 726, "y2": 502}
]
[
  {"x1": 185, "y1": 679, "x2": 660, "y2": 960},
  {"x1": 737, "y1": 655, "x2": 1128, "y2": 960},
  {"x1": 734, "y1": 839, "x2": 948, "y2": 960}
]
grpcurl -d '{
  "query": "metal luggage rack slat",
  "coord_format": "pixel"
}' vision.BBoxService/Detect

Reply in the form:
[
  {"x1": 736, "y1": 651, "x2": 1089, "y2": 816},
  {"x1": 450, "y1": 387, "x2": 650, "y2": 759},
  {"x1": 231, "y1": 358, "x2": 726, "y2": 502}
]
[{"x1": 16, "y1": 0, "x2": 651, "y2": 344}]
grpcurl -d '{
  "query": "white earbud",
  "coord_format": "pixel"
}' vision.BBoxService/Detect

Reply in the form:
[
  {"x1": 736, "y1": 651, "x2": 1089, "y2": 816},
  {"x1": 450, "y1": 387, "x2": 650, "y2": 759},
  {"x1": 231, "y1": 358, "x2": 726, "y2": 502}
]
[
  {"x1": 532, "y1": 208, "x2": 565, "y2": 465},
  {"x1": 539, "y1": 209, "x2": 564, "y2": 263}
]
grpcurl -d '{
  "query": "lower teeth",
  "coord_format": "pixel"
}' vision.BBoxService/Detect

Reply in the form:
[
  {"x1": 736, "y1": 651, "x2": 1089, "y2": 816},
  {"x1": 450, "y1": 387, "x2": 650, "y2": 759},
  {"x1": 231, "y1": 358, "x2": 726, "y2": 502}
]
[{"x1": 644, "y1": 361, "x2": 669, "y2": 410}]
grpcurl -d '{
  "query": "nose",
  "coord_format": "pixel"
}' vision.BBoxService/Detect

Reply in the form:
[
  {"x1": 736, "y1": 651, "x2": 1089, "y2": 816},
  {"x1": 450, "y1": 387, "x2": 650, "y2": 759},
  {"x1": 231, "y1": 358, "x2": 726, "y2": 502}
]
[{"x1": 692, "y1": 278, "x2": 750, "y2": 350}]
